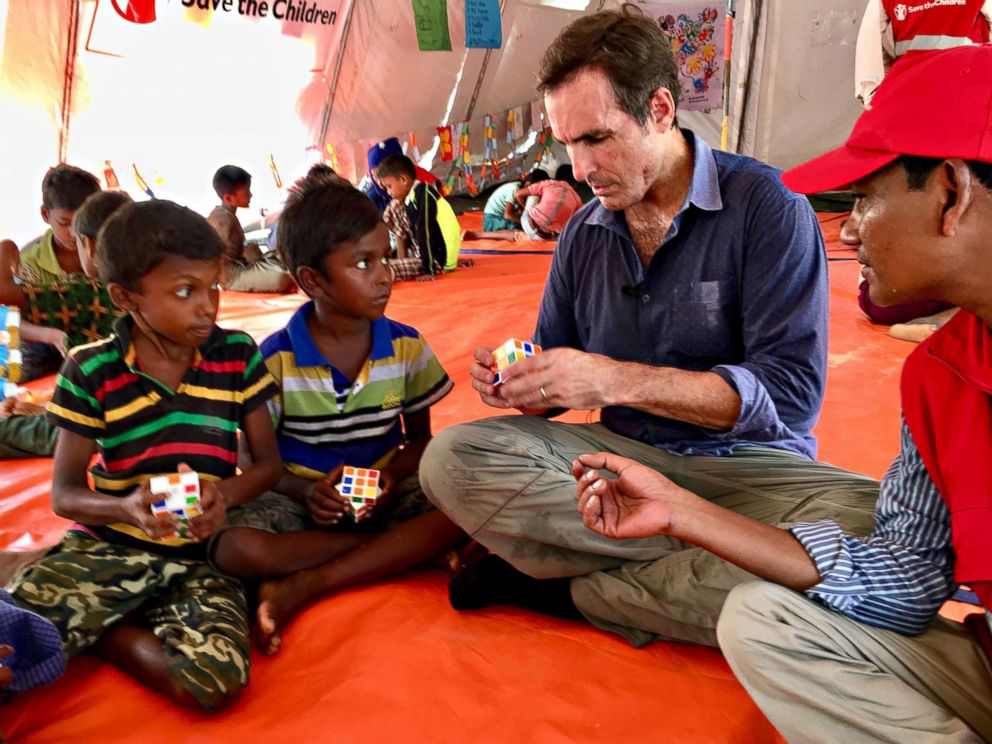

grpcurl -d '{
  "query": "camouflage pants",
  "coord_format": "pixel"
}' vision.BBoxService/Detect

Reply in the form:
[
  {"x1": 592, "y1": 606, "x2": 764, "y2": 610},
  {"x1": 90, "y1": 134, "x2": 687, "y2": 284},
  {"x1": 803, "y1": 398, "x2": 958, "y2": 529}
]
[{"x1": 9, "y1": 535, "x2": 250, "y2": 710}]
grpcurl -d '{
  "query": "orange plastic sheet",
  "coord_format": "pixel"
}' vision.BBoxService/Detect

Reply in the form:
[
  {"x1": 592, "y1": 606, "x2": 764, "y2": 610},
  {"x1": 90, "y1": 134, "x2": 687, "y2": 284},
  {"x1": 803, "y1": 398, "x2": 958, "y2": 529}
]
[{"x1": 0, "y1": 213, "x2": 917, "y2": 742}]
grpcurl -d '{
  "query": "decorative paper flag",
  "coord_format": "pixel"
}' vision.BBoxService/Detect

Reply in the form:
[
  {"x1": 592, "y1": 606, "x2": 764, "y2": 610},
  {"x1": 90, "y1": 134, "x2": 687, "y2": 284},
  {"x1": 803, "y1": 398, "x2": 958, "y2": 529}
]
[
  {"x1": 325, "y1": 143, "x2": 340, "y2": 171},
  {"x1": 437, "y1": 126, "x2": 454, "y2": 161},
  {"x1": 465, "y1": 0, "x2": 502, "y2": 49},
  {"x1": 460, "y1": 123, "x2": 471, "y2": 164},
  {"x1": 513, "y1": 105, "x2": 525, "y2": 139},
  {"x1": 132, "y1": 163, "x2": 155, "y2": 198},
  {"x1": 269, "y1": 154, "x2": 283, "y2": 189},
  {"x1": 444, "y1": 173, "x2": 457, "y2": 195},
  {"x1": 542, "y1": 126, "x2": 554, "y2": 154},
  {"x1": 465, "y1": 170, "x2": 479, "y2": 196},
  {"x1": 103, "y1": 161, "x2": 120, "y2": 190},
  {"x1": 409, "y1": 132, "x2": 422, "y2": 162},
  {"x1": 490, "y1": 159, "x2": 501, "y2": 180},
  {"x1": 505, "y1": 109, "x2": 515, "y2": 145},
  {"x1": 454, "y1": 154, "x2": 464, "y2": 168},
  {"x1": 412, "y1": 0, "x2": 452, "y2": 52},
  {"x1": 482, "y1": 115, "x2": 494, "y2": 161},
  {"x1": 530, "y1": 100, "x2": 544, "y2": 130},
  {"x1": 644, "y1": 2, "x2": 726, "y2": 110}
]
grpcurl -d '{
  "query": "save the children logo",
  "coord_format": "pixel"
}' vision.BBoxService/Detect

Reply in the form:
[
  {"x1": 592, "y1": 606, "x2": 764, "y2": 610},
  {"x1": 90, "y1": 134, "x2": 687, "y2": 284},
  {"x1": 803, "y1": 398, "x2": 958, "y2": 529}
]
[
  {"x1": 894, "y1": 3, "x2": 908, "y2": 20},
  {"x1": 111, "y1": 0, "x2": 157, "y2": 23},
  {"x1": 109, "y1": 0, "x2": 338, "y2": 26}
]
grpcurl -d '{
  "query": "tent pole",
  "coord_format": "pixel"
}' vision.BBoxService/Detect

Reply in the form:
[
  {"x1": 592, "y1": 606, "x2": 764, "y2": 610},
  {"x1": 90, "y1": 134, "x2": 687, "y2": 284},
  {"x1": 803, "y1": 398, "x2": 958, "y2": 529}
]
[
  {"x1": 317, "y1": 0, "x2": 358, "y2": 149},
  {"x1": 720, "y1": 0, "x2": 735, "y2": 151},
  {"x1": 58, "y1": 0, "x2": 82, "y2": 163}
]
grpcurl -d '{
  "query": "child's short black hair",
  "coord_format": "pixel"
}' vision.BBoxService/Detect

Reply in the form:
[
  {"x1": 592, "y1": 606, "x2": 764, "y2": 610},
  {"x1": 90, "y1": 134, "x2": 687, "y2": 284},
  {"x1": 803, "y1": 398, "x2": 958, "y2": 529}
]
[
  {"x1": 71, "y1": 191, "x2": 133, "y2": 241},
  {"x1": 277, "y1": 172, "x2": 382, "y2": 282},
  {"x1": 525, "y1": 168, "x2": 550, "y2": 186},
  {"x1": 554, "y1": 164, "x2": 575, "y2": 185},
  {"x1": 96, "y1": 200, "x2": 225, "y2": 291},
  {"x1": 41, "y1": 164, "x2": 101, "y2": 211},
  {"x1": 212, "y1": 165, "x2": 252, "y2": 198},
  {"x1": 375, "y1": 154, "x2": 416, "y2": 181}
]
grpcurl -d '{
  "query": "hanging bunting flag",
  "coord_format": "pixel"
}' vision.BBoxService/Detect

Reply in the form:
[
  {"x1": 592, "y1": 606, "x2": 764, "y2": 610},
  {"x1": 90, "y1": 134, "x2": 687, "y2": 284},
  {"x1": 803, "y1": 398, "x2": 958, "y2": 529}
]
[
  {"x1": 490, "y1": 159, "x2": 501, "y2": 181},
  {"x1": 530, "y1": 99, "x2": 544, "y2": 131},
  {"x1": 513, "y1": 105, "x2": 526, "y2": 139},
  {"x1": 482, "y1": 115, "x2": 494, "y2": 161},
  {"x1": 466, "y1": 0, "x2": 502, "y2": 48},
  {"x1": 443, "y1": 172, "x2": 457, "y2": 196},
  {"x1": 461, "y1": 122, "x2": 472, "y2": 163},
  {"x1": 325, "y1": 143, "x2": 340, "y2": 171},
  {"x1": 543, "y1": 126, "x2": 554, "y2": 154},
  {"x1": 412, "y1": 0, "x2": 452, "y2": 51},
  {"x1": 132, "y1": 163, "x2": 155, "y2": 198},
  {"x1": 103, "y1": 160, "x2": 120, "y2": 190},
  {"x1": 465, "y1": 170, "x2": 479, "y2": 196},
  {"x1": 437, "y1": 126, "x2": 454, "y2": 161},
  {"x1": 505, "y1": 109, "x2": 515, "y2": 146},
  {"x1": 269, "y1": 154, "x2": 283, "y2": 189},
  {"x1": 409, "y1": 132, "x2": 422, "y2": 163},
  {"x1": 454, "y1": 154, "x2": 464, "y2": 168}
]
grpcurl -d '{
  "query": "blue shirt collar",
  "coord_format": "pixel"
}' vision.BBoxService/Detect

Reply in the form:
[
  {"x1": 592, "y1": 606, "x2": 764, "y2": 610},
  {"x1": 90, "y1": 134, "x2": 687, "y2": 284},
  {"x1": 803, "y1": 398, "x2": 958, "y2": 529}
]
[
  {"x1": 286, "y1": 301, "x2": 394, "y2": 368},
  {"x1": 584, "y1": 130, "x2": 723, "y2": 235}
]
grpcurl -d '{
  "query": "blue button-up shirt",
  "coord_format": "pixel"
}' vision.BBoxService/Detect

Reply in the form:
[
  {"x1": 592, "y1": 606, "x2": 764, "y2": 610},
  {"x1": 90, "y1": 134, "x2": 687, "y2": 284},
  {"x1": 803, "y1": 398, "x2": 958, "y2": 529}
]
[{"x1": 535, "y1": 132, "x2": 828, "y2": 458}]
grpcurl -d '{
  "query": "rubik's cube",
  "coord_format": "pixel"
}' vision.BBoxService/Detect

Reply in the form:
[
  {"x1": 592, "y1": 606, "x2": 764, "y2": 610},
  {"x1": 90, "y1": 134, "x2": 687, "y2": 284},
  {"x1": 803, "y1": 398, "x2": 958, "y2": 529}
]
[
  {"x1": 149, "y1": 471, "x2": 202, "y2": 538},
  {"x1": 337, "y1": 466, "x2": 381, "y2": 522},
  {"x1": 0, "y1": 306, "x2": 22, "y2": 389},
  {"x1": 491, "y1": 338, "x2": 541, "y2": 386}
]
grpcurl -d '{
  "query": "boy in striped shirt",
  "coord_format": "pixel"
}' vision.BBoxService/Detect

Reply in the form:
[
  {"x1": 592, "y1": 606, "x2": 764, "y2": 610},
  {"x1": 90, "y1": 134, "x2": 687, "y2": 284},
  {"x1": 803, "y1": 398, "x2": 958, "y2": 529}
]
[
  {"x1": 210, "y1": 173, "x2": 465, "y2": 655},
  {"x1": 7, "y1": 200, "x2": 283, "y2": 710}
]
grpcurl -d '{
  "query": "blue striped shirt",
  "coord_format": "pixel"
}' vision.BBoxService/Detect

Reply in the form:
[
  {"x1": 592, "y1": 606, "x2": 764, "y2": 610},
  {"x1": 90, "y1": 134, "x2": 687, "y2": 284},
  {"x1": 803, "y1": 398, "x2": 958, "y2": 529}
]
[{"x1": 792, "y1": 421, "x2": 956, "y2": 635}]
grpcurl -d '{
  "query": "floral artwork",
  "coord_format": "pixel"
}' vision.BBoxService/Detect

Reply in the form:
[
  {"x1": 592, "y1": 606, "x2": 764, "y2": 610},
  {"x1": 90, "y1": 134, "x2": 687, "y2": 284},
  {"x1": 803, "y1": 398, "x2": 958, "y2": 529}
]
[{"x1": 650, "y1": 4, "x2": 725, "y2": 111}]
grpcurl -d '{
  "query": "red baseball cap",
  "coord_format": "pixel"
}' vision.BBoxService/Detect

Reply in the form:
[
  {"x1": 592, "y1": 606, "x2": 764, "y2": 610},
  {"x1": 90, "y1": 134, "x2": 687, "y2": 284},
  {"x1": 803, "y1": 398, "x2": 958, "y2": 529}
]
[{"x1": 783, "y1": 45, "x2": 992, "y2": 194}]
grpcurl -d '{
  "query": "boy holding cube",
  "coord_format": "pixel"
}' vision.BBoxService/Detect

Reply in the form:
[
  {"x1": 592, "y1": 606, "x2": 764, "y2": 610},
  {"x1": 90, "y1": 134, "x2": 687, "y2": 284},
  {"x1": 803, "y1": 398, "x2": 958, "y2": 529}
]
[
  {"x1": 6, "y1": 200, "x2": 283, "y2": 710},
  {"x1": 209, "y1": 173, "x2": 465, "y2": 655}
]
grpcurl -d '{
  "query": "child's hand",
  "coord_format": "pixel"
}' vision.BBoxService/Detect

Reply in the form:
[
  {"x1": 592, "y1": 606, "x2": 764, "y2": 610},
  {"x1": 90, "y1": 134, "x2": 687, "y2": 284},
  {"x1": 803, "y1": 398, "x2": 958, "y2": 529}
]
[
  {"x1": 124, "y1": 483, "x2": 178, "y2": 540},
  {"x1": 0, "y1": 399, "x2": 46, "y2": 418},
  {"x1": 307, "y1": 465, "x2": 349, "y2": 526},
  {"x1": 188, "y1": 479, "x2": 227, "y2": 541},
  {"x1": 367, "y1": 471, "x2": 396, "y2": 518}
]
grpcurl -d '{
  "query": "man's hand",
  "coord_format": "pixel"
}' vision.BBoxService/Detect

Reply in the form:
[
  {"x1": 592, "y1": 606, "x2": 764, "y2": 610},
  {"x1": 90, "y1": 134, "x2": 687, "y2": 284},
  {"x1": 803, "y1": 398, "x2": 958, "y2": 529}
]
[
  {"x1": 469, "y1": 347, "x2": 515, "y2": 409},
  {"x1": 306, "y1": 465, "x2": 349, "y2": 526},
  {"x1": 572, "y1": 452, "x2": 685, "y2": 540},
  {"x1": 499, "y1": 347, "x2": 618, "y2": 411},
  {"x1": 188, "y1": 477, "x2": 227, "y2": 541},
  {"x1": 123, "y1": 482, "x2": 178, "y2": 540}
]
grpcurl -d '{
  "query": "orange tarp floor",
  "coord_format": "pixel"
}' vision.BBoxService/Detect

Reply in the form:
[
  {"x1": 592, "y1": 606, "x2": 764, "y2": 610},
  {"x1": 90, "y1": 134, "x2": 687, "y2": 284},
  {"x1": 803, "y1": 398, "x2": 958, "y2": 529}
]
[{"x1": 0, "y1": 213, "x2": 946, "y2": 743}]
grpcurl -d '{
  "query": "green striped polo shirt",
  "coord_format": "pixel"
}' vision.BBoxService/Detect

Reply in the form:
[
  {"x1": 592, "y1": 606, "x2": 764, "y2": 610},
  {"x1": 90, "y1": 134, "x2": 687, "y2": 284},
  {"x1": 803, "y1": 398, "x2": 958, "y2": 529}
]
[{"x1": 46, "y1": 316, "x2": 277, "y2": 552}]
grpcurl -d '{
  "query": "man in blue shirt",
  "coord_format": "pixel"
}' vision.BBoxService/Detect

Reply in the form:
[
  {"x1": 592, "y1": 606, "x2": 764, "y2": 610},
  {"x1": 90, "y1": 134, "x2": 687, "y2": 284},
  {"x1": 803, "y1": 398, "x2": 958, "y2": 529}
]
[{"x1": 420, "y1": 6, "x2": 878, "y2": 646}]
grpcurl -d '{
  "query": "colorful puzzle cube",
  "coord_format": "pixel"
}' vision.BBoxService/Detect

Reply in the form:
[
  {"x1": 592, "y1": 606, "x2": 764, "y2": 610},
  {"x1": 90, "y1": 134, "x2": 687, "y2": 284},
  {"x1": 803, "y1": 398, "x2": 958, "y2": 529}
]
[
  {"x1": 149, "y1": 471, "x2": 202, "y2": 538},
  {"x1": 491, "y1": 338, "x2": 541, "y2": 386},
  {"x1": 336, "y1": 466, "x2": 382, "y2": 522},
  {"x1": 0, "y1": 306, "x2": 22, "y2": 389}
]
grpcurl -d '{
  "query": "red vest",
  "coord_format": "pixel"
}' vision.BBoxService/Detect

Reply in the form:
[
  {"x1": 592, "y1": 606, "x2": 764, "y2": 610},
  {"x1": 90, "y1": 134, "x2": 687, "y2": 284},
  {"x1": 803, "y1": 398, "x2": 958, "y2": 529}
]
[
  {"x1": 901, "y1": 310, "x2": 992, "y2": 626},
  {"x1": 883, "y1": 0, "x2": 990, "y2": 55}
]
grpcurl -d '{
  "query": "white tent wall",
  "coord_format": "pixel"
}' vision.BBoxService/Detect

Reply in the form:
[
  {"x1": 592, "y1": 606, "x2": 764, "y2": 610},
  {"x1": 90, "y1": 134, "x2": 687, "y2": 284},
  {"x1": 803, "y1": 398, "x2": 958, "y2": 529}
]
[
  {"x1": 1, "y1": 2, "x2": 78, "y2": 246},
  {"x1": 730, "y1": 0, "x2": 865, "y2": 170}
]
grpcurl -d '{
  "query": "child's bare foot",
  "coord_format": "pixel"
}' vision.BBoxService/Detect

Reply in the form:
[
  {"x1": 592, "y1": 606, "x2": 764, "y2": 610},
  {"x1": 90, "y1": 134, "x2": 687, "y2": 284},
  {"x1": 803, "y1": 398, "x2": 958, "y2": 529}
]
[
  {"x1": 461, "y1": 230, "x2": 479, "y2": 241},
  {"x1": 255, "y1": 576, "x2": 312, "y2": 655},
  {"x1": 0, "y1": 546, "x2": 49, "y2": 585}
]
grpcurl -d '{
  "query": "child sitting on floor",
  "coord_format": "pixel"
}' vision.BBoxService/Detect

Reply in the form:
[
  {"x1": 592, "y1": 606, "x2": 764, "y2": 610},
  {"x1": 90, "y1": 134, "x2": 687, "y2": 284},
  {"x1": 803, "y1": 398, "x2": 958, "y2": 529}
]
[
  {"x1": 0, "y1": 191, "x2": 130, "y2": 459},
  {"x1": 12, "y1": 165, "x2": 102, "y2": 380},
  {"x1": 207, "y1": 165, "x2": 294, "y2": 293},
  {"x1": 461, "y1": 170, "x2": 550, "y2": 242},
  {"x1": 209, "y1": 173, "x2": 466, "y2": 655},
  {"x1": 6, "y1": 200, "x2": 283, "y2": 710},
  {"x1": 375, "y1": 154, "x2": 462, "y2": 279}
]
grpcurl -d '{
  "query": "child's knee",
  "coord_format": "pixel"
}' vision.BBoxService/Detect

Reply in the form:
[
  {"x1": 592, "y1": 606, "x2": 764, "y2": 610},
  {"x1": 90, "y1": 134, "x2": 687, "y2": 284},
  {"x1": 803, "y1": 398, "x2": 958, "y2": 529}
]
[{"x1": 169, "y1": 634, "x2": 250, "y2": 712}]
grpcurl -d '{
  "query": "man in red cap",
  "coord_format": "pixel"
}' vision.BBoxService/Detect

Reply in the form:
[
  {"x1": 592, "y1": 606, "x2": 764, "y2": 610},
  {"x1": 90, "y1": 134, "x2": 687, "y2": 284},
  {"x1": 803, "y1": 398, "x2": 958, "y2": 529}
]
[{"x1": 571, "y1": 45, "x2": 992, "y2": 741}]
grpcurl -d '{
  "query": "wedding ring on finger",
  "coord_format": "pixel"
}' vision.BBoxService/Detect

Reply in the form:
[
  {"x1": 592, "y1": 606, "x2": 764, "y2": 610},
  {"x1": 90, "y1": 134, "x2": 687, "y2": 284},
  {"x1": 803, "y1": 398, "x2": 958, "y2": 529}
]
[{"x1": 539, "y1": 386, "x2": 550, "y2": 404}]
